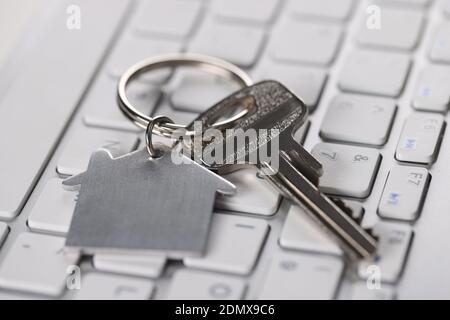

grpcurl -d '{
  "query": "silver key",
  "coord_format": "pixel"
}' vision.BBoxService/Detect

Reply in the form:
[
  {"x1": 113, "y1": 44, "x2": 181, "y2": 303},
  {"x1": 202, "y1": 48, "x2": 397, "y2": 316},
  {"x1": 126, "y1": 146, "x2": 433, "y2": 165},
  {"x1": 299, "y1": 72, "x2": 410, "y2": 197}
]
[{"x1": 186, "y1": 81, "x2": 378, "y2": 260}]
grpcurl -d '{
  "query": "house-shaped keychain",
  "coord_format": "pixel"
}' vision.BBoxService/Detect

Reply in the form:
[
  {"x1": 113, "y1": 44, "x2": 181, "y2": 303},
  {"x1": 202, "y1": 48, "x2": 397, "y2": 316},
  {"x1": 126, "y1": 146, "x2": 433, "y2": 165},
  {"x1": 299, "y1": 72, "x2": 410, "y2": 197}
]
[{"x1": 63, "y1": 147, "x2": 235, "y2": 258}]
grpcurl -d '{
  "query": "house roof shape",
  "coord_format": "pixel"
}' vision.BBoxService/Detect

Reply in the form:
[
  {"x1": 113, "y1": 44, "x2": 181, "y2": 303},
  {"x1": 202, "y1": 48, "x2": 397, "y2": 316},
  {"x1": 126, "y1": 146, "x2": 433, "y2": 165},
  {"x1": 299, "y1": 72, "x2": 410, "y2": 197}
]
[{"x1": 63, "y1": 148, "x2": 235, "y2": 258}]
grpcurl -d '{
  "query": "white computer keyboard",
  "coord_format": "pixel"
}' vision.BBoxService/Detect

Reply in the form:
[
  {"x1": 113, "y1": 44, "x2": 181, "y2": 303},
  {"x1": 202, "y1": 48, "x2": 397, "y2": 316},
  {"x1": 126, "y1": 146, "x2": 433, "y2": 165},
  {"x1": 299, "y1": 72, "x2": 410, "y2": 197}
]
[{"x1": 0, "y1": 0, "x2": 449, "y2": 299}]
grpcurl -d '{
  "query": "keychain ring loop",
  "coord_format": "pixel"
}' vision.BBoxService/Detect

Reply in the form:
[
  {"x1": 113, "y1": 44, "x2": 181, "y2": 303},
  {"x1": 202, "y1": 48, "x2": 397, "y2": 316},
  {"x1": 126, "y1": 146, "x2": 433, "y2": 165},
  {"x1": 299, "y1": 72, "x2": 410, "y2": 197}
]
[
  {"x1": 117, "y1": 53, "x2": 253, "y2": 137},
  {"x1": 145, "y1": 116, "x2": 174, "y2": 158}
]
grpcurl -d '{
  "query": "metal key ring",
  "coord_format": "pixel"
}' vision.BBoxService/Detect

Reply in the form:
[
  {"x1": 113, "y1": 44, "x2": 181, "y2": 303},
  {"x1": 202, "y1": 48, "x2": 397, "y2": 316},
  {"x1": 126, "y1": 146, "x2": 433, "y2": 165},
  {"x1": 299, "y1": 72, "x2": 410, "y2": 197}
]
[
  {"x1": 145, "y1": 115, "x2": 174, "y2": 158},
  {"x1": 117, "y1": 53, "x2": 253, "y2": 138}
]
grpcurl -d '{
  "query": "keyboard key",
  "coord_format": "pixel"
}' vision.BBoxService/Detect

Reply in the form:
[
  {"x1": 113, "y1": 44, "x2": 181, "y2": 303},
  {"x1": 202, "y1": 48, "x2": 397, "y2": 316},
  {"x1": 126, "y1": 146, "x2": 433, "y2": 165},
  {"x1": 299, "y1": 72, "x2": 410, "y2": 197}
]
[
  {"x1": 357, "y1": 7, "x2": 424, "y2": 51},
  {"x1": 259, "y1": 251, "x2": 343, "y2": 299},
  {"x1": 84, "y1": 75, "x2": 161, "y2": 132},
  {"x1": 167, "y1": 269, "x2": 246, "y2": 299},
  {"x1": 288, "y1": 0, "x2": 355, "y2": 21},
  {"x1": 359, "y1": 222, "x2": 413, "y2": 283},
  {"x1": 74, "y1": 273, "x2": 154, "y2": 300},
  {"x1": 253, "y1": 60, "x2": 327, "y2": 111},
  {"x1": 184, "y1": 214, "x2": 269, "y2": 274},
  {"x1": 347, "y1": 282, "x2": 395, "y2": 300},
  {"x1": 106, "y1": 33, "x2": 182, "y2": 81},
  {"x1": 57, "y1": 125, "x2": 137, "y2": 176},
  {"x1": 0, "y1": 0, "x2": 129, "y2": 220},
  {"x1": 190, "y1": 19, "x2": 266, "y2": 68},
  {"x1": 280, "y1": 205, "x2": 342, "y2": 256},
  {"x1": 215, "y1": 168, "x2": 281, "y2": 216},
  {"x1": 338, "y1": 50, "x2": 411, "y2": 97},
  {"x1": 444, "y1": 0, "x2": 450, "y2": 17},
  {"x1": 311, "y1": 143, "x2": 381, "y2": 198},
  {"x1": 93, "y1": 253, "x2": 166, "y2": 278},
  {"x1": 212, "y1": 0, "x2": 280, "y2": 24},
  {"x1": 27, "y1": 178, "x2": 76, "y2": 235},
  {"x1": 270, "y1": 19, "x2": 343, "y2": 66},
  {"x1": 133, "y1": 0, "x2": 203, "y2": 39},
  {"x1": 0, "y1": 233, "x2": 80, "y2": 296},
  {"x1": 170, "y1": 70, "x2": 240, "y2": 113},
  {"x1": 376, "y1": 0, "x2": 430, "y2": 7},
  {"x1": 378, "y1": 166, "x2": 430, "y2": 221},
  {"x1": 395, "y1": 113, "x2": 445, "y2": 164},
  {"x1": 429, "y1": 22, "x2": 450, "y2": 63},
  {"x1": 293, "y1": 121, "x2": 311, "y2": 144},
  {"x1": 0, "y1": 222, "x2": 9, "y2": 247},
  {"x1": 320, "y1": 94, "x2": 397, "y2": 146},
  {"x1": 412, "y1": 65, "x2": 450, "y2": 113}
]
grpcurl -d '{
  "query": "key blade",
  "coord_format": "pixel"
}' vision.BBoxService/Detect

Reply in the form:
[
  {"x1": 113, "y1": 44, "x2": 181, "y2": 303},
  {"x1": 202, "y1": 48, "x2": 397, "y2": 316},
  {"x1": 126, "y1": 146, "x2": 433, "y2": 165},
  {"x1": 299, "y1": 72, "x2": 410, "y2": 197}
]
[{"x1": 263, "y1": 151, "x2": 378, "y2": 260}]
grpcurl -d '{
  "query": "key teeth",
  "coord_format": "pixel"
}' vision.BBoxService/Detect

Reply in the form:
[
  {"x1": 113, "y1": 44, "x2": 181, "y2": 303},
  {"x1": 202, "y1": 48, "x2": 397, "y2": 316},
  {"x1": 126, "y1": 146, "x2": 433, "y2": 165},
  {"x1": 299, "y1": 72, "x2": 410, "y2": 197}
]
[
  {"x1": 330, "y1": 197, "x2": 364, "y2": 224},
  {"x1": 364, "y1": 227, "x2": 379, "y2": 241}
]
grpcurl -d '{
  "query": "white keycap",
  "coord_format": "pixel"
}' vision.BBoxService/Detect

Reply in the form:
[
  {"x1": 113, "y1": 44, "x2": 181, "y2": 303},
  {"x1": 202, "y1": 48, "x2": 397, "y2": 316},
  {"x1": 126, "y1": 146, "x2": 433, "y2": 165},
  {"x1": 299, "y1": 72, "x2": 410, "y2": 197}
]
[
  {"x1": 170, "y1": 70, "x2": 241, "y2": 113},
  {"x1": 57, "y1": 125, "x2": 137, "y2": 176},
  {"x1": 395, "y1": 113, "x2": 445, "y2": 164},
  {"x1": 215, "y1": 168, "x2": 281, "y2": 216},
  {"x1": 444, "y1": 0, "x2": 450, "y2": 17},
  {"x1": 320, "y1": 94, "x2": 397, "y2": 146},
  {"x1": 74, "y1": 273, "x2": 154, "y2": 300},
  {"x1": 359, "y1": 222, "x2": 413, "y2": 283},
  {"x1": 378, "y1": 166, "x2": 430, "y2": 221},
  {"x1": 347, "y1": 282, "x2": 395, "y2": 300},
  {"x1": 213, "y1": 0, "x2": 280, "y2": 24},
  {"x1": 133, "y1": 0, "x2": 202, "y2": 38},
  {"x1": 27, "y1": 178, "x2": 76, "y2": 235},
  {"x1": 190, "y1": 19, "x2": 266, "y2": 67},
  {"x1": 311, "y1": 143, "x2": 381, "y2": 198},
  {"x1": 259, "y1": 251, "x2": 343, "y2": 299},
  {"x1": 0, "y1": 222, "x2": 9, "y2": 247},
  {"x1": 270, "y1": 19, "x2": 343, "y2": 66},
  {"x1": 288, "y1": 0, "x2": 355, "y2": 21},
  {"x1": 84, "y1": 75, "x2": 161, "y2": 132},
  {"x1": 184, "y1": 214, "x2": 269, "y2": 274},
  {"x1": 0, "y1": 0, "x2": 129, "y2": 220},
  {"x1": 0, "y1": 233, "x2": 79, "y2": 296},
  {"x1": 429, "y1": 22, "x2": 450, "y2": 63},
  {"x1": 376, "y1": 0, "x2": 430, "y2": 7},
  {"x1": 106, "y1": 33, "x2": 182, "y2": 81},
  {"x1": 93, "y1": 253, "x2": 166, "y2": 278},
  {"x1": 280, "y1": 205, "x2": 342, "y2": 256},
  {"x1": 253, "y1": 61, "x2": 327, "y2": 111},
  {"x1": 357, "y1": 7, "x2": 424, "y2": 51},
  {"x1": 338, "y1": 50, "x2": 411, "y2": 97},
  {"x1": 412, "y1": 65, "x2": 450, "y2": 113},
  {"x1": 167, "y1": 269, "x2": 246, "y2": 300}
]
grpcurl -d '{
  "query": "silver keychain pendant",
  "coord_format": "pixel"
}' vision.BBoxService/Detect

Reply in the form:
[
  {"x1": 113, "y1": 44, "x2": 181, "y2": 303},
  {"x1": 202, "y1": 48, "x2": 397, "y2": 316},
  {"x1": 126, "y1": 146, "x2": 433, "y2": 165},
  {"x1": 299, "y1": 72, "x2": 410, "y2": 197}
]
[
  {"x1": 62, "y1": 54, "x2": 251, "y2": 257},
  {"x1": 63, "y1": 147, "x2": 235, "y2": 258}
]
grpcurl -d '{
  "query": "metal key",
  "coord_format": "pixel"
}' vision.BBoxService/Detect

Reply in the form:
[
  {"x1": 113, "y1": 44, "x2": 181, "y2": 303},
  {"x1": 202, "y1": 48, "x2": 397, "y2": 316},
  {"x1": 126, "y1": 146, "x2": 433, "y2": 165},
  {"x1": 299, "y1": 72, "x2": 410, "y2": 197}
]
[{"x1": 183, "y1": 80, "x2": 378, "y2": 260}]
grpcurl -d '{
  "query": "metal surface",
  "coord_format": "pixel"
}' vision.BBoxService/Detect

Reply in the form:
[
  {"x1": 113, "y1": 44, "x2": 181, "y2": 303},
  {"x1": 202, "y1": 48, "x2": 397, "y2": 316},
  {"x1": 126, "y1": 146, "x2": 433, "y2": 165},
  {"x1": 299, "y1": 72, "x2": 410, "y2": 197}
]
[
  {"x1": 62, "y1": 148, "x2": 236, "y2": 258},
  {"x1": 189, "y1": 81, "x2": 378, "y2": 260},
  {"x1": 117, "y1": 53, "x2": 253, "y2": 136}
]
